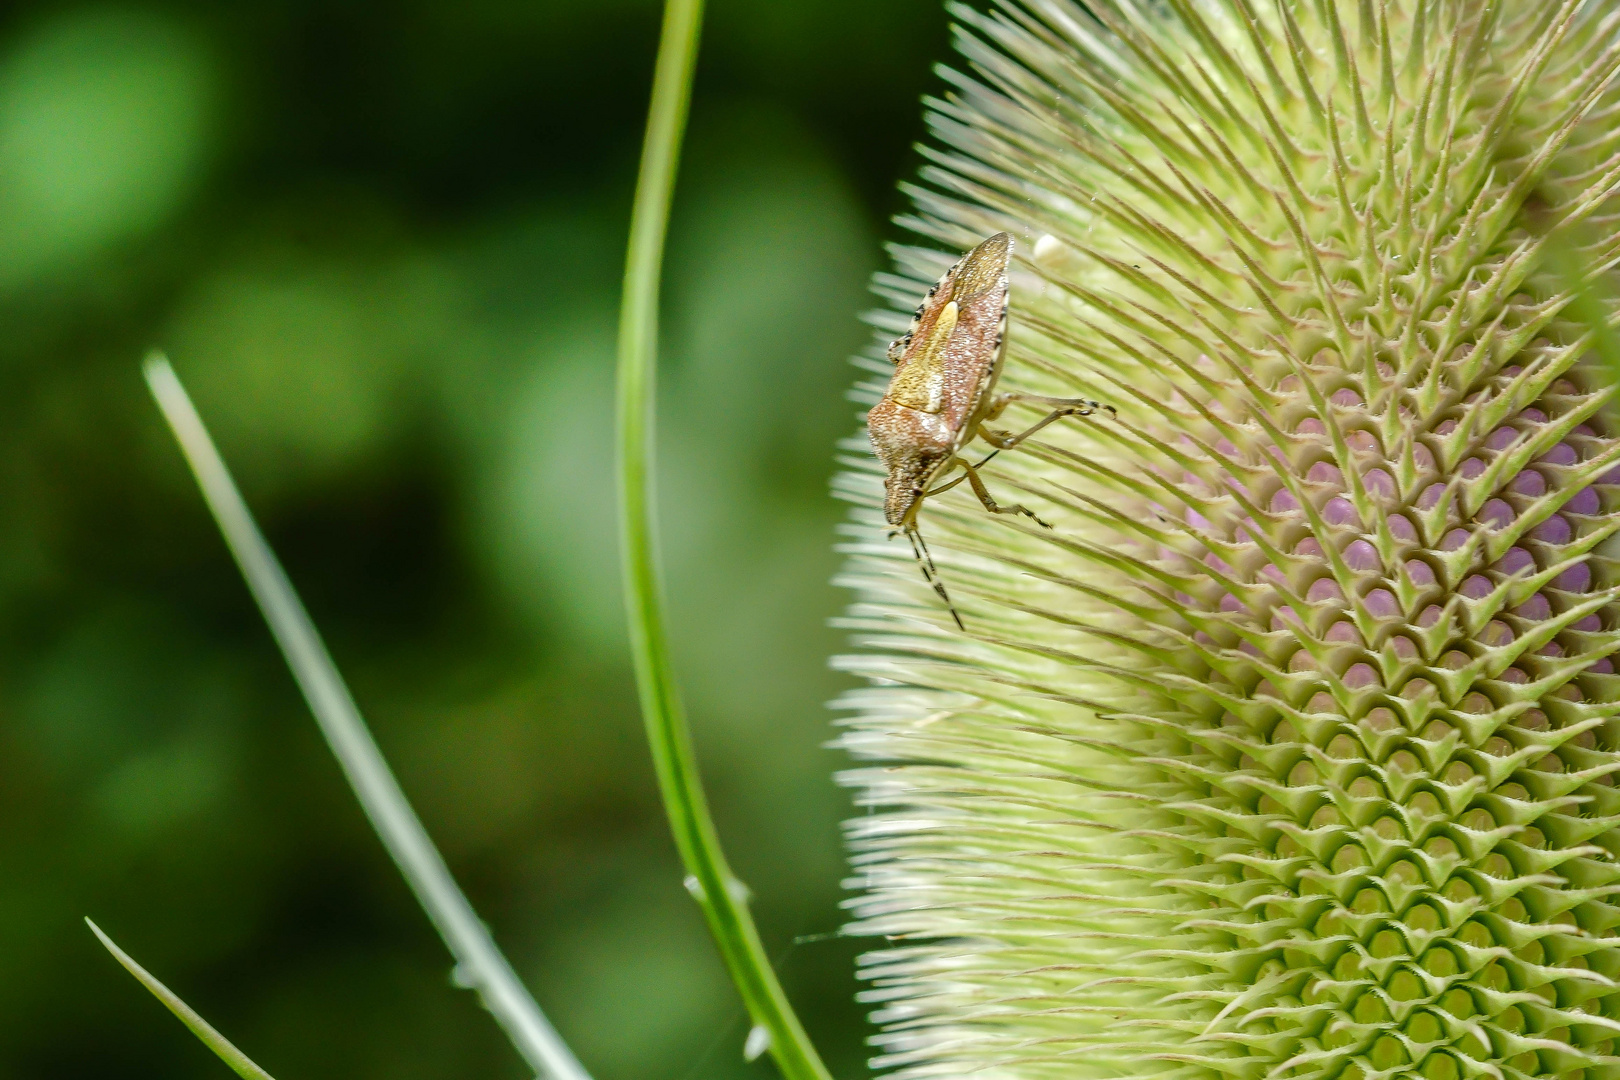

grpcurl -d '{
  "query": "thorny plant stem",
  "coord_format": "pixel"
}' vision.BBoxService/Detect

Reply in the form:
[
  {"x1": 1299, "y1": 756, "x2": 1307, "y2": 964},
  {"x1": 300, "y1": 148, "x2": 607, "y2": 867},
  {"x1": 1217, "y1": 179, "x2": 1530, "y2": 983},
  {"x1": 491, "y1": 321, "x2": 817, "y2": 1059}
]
[
  {"x1": 613, "y1": 3, "x2": 833, "y2": 1080},
  {"x1": 144, "y1": 355, "x2": 591, "y2": 1080}
]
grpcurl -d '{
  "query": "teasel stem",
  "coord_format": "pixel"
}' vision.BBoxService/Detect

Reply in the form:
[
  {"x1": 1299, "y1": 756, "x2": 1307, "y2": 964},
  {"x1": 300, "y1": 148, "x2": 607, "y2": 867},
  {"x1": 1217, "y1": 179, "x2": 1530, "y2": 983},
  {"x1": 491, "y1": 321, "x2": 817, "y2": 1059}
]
[{"x1": 614, "y1": 2, "x2": 832, "y2": 1079}]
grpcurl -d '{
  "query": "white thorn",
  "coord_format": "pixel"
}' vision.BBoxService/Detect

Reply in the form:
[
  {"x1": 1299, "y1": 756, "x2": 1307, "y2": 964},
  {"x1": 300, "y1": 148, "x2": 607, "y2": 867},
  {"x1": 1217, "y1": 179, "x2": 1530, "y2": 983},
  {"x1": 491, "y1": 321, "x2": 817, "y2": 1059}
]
[{"x1": 1033, "y1": 232, "x2": 1065, "y2": 265}]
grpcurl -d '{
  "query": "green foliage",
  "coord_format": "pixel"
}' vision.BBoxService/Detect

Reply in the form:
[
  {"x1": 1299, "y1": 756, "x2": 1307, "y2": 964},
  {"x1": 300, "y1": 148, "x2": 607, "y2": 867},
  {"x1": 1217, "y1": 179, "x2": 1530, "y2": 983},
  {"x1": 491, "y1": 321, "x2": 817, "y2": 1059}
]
[
  {"x1": 0, "y1": 1, "x2": 929, "y2": 1076},
  {"x1": 839, "y1": 3, "x2": 1620, "y2": 1079}
]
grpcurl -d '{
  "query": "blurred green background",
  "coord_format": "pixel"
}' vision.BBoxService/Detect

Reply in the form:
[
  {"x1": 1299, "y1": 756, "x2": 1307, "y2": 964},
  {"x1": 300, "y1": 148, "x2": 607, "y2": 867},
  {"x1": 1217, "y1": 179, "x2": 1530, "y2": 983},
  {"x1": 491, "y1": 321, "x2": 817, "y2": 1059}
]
[{"x1": 0, "y1": 1, "x2": 948, "y2": 1076}]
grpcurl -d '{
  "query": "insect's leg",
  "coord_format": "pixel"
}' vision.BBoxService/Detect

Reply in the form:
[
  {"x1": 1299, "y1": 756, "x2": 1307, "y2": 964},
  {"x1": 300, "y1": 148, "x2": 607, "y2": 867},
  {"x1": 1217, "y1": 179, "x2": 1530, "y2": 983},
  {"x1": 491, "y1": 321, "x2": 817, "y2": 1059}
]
[
  {"x1": 959, "y1": 460, "x2": 1051, "y2": 529},
  {"x1": 924, "y1": 460, "x2": 968, "y2": 498},
  {"x1": 977, "y1": 393, "x2": 1116, "y2": 455},
  {"x1": 903, "y1": 526, "x2": 964, "y2": 630},
  {"x1": 958, "y1": 426, "x2": 1007, "y2": 469},
  {"x1": 1008, "y1": 392, "x2": 1118, "y2": 416},
  {"x1": 961, "y1": 419, "x2": 1026, "y2": 471}
]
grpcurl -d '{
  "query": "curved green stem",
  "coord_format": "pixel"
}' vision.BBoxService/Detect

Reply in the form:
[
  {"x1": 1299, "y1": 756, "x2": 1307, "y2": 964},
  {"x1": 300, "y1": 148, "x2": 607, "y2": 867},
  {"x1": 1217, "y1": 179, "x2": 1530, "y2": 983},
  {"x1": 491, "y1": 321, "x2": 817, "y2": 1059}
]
[{"x1": 613, "y1": 3, "x2": 833, "y2": 1080}]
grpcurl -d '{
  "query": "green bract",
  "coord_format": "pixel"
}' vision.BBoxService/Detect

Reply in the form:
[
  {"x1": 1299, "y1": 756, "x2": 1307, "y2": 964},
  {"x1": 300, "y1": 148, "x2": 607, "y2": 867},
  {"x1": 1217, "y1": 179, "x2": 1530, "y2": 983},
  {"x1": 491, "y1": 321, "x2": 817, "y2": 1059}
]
[{"x1": 836, "y1": 3, "x2": 1620, "y2": 1080}]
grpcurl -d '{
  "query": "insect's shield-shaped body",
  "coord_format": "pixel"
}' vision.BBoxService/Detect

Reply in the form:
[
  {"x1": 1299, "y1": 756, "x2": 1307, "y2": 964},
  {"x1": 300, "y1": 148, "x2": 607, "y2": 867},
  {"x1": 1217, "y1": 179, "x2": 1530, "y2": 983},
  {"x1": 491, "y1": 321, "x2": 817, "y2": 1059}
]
[
  {"x1": 867, "y1": 233, "x2": 1011, "y2": 529},
  {"x1": 865, "y1": 232, "x2": 1109, "y2": 628}
]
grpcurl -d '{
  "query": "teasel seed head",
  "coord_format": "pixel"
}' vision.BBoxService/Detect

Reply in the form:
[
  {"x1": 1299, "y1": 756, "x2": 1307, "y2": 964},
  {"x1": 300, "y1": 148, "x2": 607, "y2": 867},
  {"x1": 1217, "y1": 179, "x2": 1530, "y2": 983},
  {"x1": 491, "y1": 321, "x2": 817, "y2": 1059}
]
[{"x1": 834, "y1": 2, "x2": 1620, "y2": 1079}]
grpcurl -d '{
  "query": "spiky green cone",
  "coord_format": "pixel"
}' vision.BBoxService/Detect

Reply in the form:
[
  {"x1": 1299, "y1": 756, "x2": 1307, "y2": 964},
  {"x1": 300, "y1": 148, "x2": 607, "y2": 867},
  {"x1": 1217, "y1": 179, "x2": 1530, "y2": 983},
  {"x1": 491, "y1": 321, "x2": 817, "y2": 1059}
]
[{"x1": 834, "y1": 3, "x2": 1620, "y2": 1080}]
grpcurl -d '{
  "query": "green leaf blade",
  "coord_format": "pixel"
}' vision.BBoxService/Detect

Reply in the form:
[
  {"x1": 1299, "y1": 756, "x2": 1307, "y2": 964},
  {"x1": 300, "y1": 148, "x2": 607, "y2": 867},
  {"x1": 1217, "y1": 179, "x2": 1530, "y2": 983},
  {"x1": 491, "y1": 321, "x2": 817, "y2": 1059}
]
[
  {"x1": 87, "y1": 918, "x2": 277, "y2": 1080},
  {"x1": 142, "y1": 353, "x2": 590, "y2": 1080}
]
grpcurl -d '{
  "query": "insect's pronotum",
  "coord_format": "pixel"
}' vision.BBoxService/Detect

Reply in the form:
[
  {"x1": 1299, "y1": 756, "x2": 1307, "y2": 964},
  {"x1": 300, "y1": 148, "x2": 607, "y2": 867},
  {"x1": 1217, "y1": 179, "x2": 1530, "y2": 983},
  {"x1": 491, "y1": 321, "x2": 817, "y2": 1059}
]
[{"x1": 866, "y1": 233, "x2": 1113, "y2": 628}]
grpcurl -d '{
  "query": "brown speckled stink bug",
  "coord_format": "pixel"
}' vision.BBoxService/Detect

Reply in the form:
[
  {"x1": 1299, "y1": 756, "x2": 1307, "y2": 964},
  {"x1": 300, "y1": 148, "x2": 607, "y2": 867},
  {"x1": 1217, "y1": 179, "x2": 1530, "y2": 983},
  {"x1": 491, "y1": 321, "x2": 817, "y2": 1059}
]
[{"x1": 867, "y1": 232, "x2": 1113, "y2": 629}]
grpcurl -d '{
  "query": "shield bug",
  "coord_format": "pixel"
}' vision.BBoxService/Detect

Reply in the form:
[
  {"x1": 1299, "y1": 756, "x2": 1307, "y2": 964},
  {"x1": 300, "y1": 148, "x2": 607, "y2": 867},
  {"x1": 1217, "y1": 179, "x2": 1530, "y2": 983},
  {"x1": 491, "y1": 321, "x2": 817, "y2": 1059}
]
[{"x1": 867, "y1": 232, "x2": 1114, "y2": 628}]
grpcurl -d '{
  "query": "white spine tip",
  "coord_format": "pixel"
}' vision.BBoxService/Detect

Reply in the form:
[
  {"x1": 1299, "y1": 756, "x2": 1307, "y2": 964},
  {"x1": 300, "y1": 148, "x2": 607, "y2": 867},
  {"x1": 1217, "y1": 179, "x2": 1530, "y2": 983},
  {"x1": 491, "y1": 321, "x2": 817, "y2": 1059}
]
[
  {"x1": 1033, "y1": 232, "x2": 1064, "y2": 265},
  {"x1": 744, "y1": 1024, "x2": 772, "y2": 1062}
]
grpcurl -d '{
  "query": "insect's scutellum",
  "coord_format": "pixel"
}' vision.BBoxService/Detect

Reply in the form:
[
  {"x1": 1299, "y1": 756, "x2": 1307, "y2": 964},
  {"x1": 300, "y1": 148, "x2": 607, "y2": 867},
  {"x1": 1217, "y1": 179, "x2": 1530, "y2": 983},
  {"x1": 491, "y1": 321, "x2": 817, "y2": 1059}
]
[{"x1": 866, "y1": 233, "x2": 1113, "y2": 628}]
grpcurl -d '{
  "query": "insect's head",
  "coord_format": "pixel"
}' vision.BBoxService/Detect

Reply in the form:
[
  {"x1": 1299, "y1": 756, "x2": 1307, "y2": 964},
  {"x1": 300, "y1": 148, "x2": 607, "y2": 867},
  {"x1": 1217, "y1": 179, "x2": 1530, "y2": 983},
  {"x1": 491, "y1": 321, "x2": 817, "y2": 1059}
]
[{"x1": 881, "y1": 447, "x2": 950, "y2": 528}]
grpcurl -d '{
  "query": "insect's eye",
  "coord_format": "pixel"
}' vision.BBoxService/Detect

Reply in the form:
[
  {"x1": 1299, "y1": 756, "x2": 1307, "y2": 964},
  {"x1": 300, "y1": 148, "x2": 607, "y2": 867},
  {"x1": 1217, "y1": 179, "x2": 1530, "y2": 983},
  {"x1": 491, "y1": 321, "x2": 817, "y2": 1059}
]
[{"x1": 911, "y1": 487, "x2": 924, "y2": 497}]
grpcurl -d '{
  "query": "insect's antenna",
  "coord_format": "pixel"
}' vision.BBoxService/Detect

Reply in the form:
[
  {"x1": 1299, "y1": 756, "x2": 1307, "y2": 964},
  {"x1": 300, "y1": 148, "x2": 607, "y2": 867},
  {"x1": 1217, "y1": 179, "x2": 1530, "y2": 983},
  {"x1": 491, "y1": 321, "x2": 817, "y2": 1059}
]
[{"x1": 904, "y1": 525, "x2": 964, "y2": 630}]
